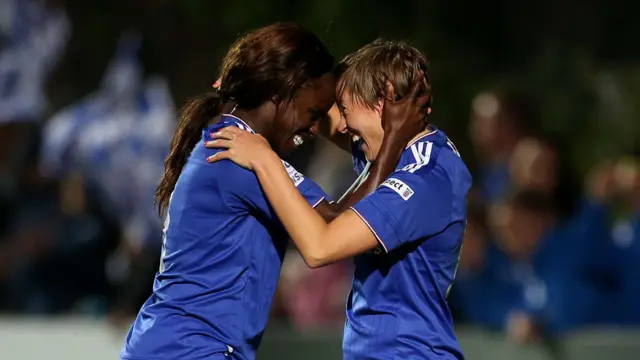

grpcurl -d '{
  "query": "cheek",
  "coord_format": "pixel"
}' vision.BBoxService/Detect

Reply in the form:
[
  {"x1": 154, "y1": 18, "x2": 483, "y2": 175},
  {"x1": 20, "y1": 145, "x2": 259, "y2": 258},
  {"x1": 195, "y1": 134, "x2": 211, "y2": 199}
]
[
  {"x1": 344, "y1": 114, "x2": 360, "y2": 132},
  {"x1": 292, "y1": 103, "x2": 314, "y2": 131},
  {"x1": 347, "y1": 111, "x2": 381, "y2": 134},
  {"x1": 274, "y1": 106, "x2": 298, "y2": 143}
]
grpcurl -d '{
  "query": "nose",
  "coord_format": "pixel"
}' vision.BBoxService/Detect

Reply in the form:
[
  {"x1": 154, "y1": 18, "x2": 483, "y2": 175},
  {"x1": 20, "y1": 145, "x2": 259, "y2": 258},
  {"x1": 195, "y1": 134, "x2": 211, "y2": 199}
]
[
  {"x1": 337, "y1": 116, "x2": 348, "y2": 134},
  {"x1": 309, "y1": 123, "x2": 319, "y2": 136}
]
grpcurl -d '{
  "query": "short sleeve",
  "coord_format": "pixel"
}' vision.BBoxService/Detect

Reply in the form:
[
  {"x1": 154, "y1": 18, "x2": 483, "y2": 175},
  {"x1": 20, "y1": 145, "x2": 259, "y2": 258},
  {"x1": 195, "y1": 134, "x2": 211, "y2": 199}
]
[
  {"x1": 196, "y1": 141, "x2": 328, "y2": 223},
  {"x1": 281, "y1": 160, "x2": 330, "y2": 208},
  {"x1": 350, "y1": 166, "x2": 453, "y2": 253}
]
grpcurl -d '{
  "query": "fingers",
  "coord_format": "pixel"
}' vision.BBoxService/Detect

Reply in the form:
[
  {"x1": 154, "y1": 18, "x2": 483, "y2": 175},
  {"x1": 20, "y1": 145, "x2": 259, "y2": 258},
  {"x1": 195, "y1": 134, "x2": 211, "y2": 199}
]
[
  {"x1": 209, "y1": 126, "x2": 242, "y2": 141},
  {"x1": 387, "y1": 70, "x2": 425, "y2": 104},
  {"x1": 212, "y1": 77, "x2": 222, "y2": 89},
  {"x1": 206, "y1": 150, "x2": 231, "y2": 163},
  {"x1": 415, "y1": 92, "x2": 430, "y2": 109},
  {"x1": 384, "y1": 81, "x2": 396, "y2": 102},
  {"x1": 204, "y1": 138, "x2": 233, "y2": 150},
  {"x1": 408, "y1": 70, "x2": 425, "y2": 102}
]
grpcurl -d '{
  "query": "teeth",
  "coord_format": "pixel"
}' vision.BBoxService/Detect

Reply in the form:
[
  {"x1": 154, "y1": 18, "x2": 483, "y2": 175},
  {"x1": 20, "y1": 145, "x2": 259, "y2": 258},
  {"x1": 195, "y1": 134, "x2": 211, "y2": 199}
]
[
  {"x1": 352, "y1": 134, "x2": 361, "y2": 142},
  {"x1": 293, "y1": 135, "x2": 304, "y2": 146}
]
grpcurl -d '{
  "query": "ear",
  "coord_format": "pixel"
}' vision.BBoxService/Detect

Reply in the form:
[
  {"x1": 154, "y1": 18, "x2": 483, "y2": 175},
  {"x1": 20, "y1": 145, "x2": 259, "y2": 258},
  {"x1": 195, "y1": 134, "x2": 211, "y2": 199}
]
[
  {"x1": 212, "y1": 77, "x2": 222, "y2": 89},
  {"x1": 374, "y1": 98, "x2": 384, "y2": 118}
]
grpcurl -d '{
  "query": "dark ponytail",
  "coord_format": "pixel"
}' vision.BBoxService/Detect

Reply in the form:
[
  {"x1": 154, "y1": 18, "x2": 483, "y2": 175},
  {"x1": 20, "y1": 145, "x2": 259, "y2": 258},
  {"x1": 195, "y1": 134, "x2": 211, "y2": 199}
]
[
  {"x1": 155, "y1": 92, "x2": 223, "y2": 215},
  {"x1": 156, "y1": 22, "x2": 334, "y2": 215}
]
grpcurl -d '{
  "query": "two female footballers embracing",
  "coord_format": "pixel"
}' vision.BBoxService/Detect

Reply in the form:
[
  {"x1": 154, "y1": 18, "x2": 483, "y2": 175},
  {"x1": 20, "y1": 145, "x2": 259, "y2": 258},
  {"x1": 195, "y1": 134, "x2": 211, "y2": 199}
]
[{"x1": 121, "y1": 22, "x2": 470, "y2": 360}]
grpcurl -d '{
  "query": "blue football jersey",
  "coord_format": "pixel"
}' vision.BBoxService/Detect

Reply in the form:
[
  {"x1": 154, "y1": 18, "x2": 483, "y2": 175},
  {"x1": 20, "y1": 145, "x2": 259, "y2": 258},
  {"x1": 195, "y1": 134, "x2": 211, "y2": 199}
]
[
  {"x1": 121, "y1": 115, "x2": 329, "y2": 360},
  {"x1": 344, "y1": 128, "x2": 471, "y2": 360},
  {"x1": 351, "y1": 138, "x2": 369, "y2": 175}
]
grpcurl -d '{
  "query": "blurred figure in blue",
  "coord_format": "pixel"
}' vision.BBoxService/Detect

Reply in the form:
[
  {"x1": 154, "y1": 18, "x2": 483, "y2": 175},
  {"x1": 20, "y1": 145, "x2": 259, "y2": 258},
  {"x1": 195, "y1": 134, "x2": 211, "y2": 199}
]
[
  {"x1": 0, "y1": 0, "x2": 70, "y2": 312},
  {"x1": 468, "y1": 92, "x2": 533, "y2": 203},
  {"x1": 607, "y1": 157, "x2": 640, "y2": 325},
  {"x1": 34, "y1": 32, "x2": 174, "y2": 316},
  {"x1": 508, "y1": 135, "x2": 579, "y2": 218},
  {"x1": 449, "y1": 199, "x2": 519, "y2": 330},
  {"x1": 488, "y1": 184, "x2": 618, "y2": 342}
]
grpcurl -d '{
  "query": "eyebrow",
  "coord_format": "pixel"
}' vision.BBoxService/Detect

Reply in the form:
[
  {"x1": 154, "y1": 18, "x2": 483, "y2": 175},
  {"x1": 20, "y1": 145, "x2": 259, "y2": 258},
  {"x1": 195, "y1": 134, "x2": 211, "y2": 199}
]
[{"x1": 309, "y1": 107, "x2": 328, "y2": 118}]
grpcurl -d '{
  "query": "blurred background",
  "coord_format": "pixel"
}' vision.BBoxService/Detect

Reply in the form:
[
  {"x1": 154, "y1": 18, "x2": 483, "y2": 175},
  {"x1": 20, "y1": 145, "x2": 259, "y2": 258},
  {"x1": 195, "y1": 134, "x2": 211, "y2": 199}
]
[{"x1": 0, "y1": 0, "x2": 639, "y2": 359}]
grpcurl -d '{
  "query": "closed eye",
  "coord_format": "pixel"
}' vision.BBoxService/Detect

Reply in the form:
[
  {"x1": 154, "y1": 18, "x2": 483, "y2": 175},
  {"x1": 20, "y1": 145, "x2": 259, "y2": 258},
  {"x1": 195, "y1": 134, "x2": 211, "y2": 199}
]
[
  {"x1": 310, "y1": 108, "x2": 329, "y2": 123},
  {"x1": 337, "y1": 103, "x2": 347, "y2": 117}
]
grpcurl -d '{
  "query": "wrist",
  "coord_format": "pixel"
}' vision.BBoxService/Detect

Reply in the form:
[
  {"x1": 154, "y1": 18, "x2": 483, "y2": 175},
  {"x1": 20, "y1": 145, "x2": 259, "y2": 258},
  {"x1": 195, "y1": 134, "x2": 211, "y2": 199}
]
[
  {"x1": 251, "y1": 151, "x2": 281, "y2": 174},
  {"x1": 381, "y1": 129, "x2": 413, "y2": 151}
]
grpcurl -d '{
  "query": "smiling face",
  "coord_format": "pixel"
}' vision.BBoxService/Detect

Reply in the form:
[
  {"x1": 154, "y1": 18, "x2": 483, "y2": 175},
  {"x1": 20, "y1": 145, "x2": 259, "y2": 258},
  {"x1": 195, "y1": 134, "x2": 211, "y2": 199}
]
[
  {"x1": 337, "y1": 90, "x2": 384, "y2": 161},
  {"x1": 273, "y1": 73, "x2": 336, "y2": 156},
  {"x1": 332, "y1": 39, "x2": 432, "y2": 161}
]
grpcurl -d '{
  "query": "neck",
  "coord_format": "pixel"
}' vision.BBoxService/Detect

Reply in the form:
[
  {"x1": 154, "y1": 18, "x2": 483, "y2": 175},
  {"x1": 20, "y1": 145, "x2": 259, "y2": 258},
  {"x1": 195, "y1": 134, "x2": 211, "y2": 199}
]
[
  {"x1": 405, "y1": 126, "x2": 432, "y2": 148},
  {"x1": 222, "y1": 103, "x2": 274, "y2": 139}
]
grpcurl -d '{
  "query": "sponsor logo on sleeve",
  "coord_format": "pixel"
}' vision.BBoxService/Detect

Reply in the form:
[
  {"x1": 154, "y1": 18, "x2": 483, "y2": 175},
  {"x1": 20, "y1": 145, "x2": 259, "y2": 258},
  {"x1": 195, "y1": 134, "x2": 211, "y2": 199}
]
[
  {"x1": 282, "y1": 160, "x2": 304, "y2": 187},
  {"x1": 380, "y1": 177, "x2": 414, "y2": 201}
]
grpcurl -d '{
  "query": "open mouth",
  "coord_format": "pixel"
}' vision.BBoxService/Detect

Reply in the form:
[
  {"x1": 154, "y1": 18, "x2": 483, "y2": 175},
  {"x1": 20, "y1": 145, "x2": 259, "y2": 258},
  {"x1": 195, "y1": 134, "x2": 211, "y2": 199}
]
[
  {"x1": 348, "y1": 129, "x2": 365, "y2": 148},
  {"x1": 292, "y1": 127, "x2": 317, "y2": 147}
]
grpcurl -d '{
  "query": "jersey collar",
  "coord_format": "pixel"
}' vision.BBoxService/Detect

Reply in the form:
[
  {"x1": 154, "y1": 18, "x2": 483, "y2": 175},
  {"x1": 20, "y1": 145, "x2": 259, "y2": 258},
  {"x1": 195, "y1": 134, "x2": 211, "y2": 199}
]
[
  {"x1": 221, "y1": 114, "x2": 256, "y2": 134},
  {"x1": 405, "y1": 126, "x2": 438, "y2": 149}
]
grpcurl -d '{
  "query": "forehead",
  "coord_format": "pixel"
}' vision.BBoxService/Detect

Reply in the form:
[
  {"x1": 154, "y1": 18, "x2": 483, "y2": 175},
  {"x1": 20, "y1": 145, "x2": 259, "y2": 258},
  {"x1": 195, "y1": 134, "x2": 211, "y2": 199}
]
[
  {"x1": 298, "y1": 73, "x2": 335, "y2": 109},
  {"x1": 336, "y1": 89, "x2": 359, "y2": 108},
  {"x1": 337, "y1": 90, "x2": 375, "y2": 114}
]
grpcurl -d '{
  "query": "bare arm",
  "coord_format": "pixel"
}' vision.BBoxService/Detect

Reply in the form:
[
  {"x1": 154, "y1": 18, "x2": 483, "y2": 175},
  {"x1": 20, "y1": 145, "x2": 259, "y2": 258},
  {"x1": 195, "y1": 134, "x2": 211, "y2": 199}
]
[
  {"x1": 314, "y1": 128, "x2": 413, "y2": 222},
  {"x1": 208, "y1": 73, "x2": 430, "y2": 267},
  {"x1": 252, "y1": 153, "x2": 378, "y2": 268}
]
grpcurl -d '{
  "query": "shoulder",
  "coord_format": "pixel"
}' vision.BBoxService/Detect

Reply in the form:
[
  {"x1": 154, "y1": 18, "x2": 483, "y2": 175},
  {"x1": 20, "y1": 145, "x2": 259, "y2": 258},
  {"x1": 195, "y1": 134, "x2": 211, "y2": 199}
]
[
  {"x1": 184, "y1": 141, "x2": 260, "y2": 192},
  {"x1": 402, "y1": 129, "x2": 471, "y2": 192},
  {"x1": 385, "y1": 164, "x2": 453, "y2": 204}
]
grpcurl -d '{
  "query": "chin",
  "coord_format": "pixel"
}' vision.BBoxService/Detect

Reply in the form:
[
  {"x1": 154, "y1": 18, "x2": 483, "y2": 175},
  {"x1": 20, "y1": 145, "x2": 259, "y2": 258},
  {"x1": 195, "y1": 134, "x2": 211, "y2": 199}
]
[
  {"x1": 279, "y1": 139, "x2": 304, "y2": 158},
  {"x1": 359, "y1": 141, "x2": 376, "y2": 162},
  {"x1": 365, "y1": 151, "x2": 378, "y2": 162},
  {"x1": 278, "y1": 145, "x2": 294, "y2": 158},
  {"x1": 366, "y1": 146, "x2": 380, "y2": 162}
]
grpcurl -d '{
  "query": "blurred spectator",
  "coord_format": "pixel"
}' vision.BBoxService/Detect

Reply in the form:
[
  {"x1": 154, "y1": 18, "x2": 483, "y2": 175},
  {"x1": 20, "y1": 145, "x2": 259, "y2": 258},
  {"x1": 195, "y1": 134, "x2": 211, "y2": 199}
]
[
  {"x1": 468, "y1": 91, "x2": 533, "y2": 203},
  {"x1": 38, "y1": 32, "x2": 174, "y2": 320},
  {"x1": 0, "y1": 0, "x2": 69, "y2": 215},
  {"x1": 487, "y1": 187, "x2": 618, "y2": 342},
  {"x1": 509, "y1": 137, "x2": 558, "y2": 194},
  {"x1": 509, "y1": 135, "x2": 580, "y2": 218},
  {"x1": 1, "y1": 131, "x2": 118, "y2": 314},
  {"x1": 608, "y1": 157, "x2": 640, "y2": 325},
  {"x1": 449, "y1": 200, "x2": 520, "y2": 330},
  {"x1": 0, "y1": 0, "x2": 76, "y2": 313}
]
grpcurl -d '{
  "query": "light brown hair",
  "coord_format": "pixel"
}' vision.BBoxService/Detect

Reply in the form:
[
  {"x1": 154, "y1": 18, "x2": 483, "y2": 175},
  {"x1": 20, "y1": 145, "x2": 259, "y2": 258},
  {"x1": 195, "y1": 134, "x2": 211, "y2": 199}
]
[{"x1": 336, "y1": 39, "x2": 432, "y2": 110}]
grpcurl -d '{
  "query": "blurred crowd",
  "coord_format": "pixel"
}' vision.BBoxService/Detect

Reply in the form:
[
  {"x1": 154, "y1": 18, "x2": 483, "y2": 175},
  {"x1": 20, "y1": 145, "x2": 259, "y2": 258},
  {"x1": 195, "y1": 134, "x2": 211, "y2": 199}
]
[
  {"x1": 1, "y1": 0, "x2": 639, "y2": 346},
  {"x1": 450, "y1": 92, "x2": 640, "y2": 342},
  {"x1": 0, "y1": 1, "x2": 173, "y2": 320}
]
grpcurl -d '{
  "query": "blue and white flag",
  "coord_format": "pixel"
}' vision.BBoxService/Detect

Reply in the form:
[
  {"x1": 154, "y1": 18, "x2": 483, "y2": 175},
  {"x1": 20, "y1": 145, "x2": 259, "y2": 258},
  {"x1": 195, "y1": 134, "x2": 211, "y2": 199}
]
[
  {"x1": 41, "y1": 32, "x2": 175, "y2": 249},
  {"x1": 0, "y1": 0, "x2": 70, "y2": 123}
]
